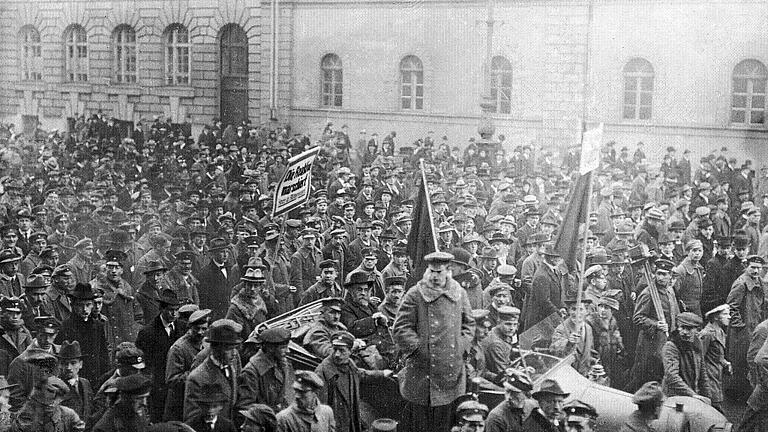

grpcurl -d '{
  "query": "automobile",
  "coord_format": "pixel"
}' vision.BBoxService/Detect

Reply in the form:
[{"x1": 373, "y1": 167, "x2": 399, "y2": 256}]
[{"x1": 259, "y1": 301, "x2": 732, "y2": 432}]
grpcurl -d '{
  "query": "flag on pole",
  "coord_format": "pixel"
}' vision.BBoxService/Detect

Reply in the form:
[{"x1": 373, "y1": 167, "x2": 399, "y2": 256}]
[
  {"x1": 406, "y1": 167, "x2": 438, "y2": 287},
  {"x1": 554, "y1": 171, "x2": 592, "y2": 270},
  {"x1": 580, "y1": 123, "x2": 603, "y2": 175}
]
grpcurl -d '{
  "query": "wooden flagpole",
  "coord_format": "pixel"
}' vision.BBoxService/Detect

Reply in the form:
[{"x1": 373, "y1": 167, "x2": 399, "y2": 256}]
[{"x1": 419, "y1": 158, "x2": 440, "y2": 252}]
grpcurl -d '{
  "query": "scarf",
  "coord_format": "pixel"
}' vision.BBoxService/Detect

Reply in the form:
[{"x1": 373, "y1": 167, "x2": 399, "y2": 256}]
[{"x1": 231, "y1": 293, "x2": 267, "y2": 322}]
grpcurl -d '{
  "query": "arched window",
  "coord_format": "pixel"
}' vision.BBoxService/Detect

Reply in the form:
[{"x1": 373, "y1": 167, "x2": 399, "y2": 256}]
[
  {"x1": 18, "y1": 25, "x2": 42, "y2": 81},
  {"x1": 64, "y1": 24, "x2": 88, "y2": 82},
  {"x1": 731, "y1": 59, "x2": 768, "y2": 126},
  {"x1": 321, "y1": 54, "x2": 343, "y2": 107},
  {"x1": 491, "y1": 56, "x2": 512, "y2": 114},
  {"x1": 113, "y1": 25, "x2": 137, "y2": 84},
  {"x1": 622, "y1": 58, "x2": 654, "y2": 120},
  {"x1": 164, "y1": 24, "x2": 191, "y2": 85},
  {"x1": 400, "y1": 55, "x2": 423, "y2": 110}
]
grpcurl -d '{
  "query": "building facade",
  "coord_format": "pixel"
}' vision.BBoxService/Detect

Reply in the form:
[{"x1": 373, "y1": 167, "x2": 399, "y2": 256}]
[{"x1": 1, "y1": 0, "x2": 768, "y2": 163}]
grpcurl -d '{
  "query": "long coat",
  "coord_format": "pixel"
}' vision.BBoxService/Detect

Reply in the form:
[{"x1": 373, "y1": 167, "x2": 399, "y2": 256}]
[
  {"x1": 61, "y1": 377, "x2": 94, "y2": 423},
  {"x1": 727, "y1": 272, "x2": 767, "y2": 396},
  {"x1": 303, "y1": 318, "x2": 347, "y2": 359},
  {"x1": 135, "y1": 315, "x2": 183, "y2": 422},
  {"x1": 661, "y1": 336, "x2": 707, "y2": 397},
  {"x1": 522, "y1": 263, "x2": 564, "y2": 331},
  {"x1": 237, "y1": 350, "x2": 295, "y2": 413},
  {"x1": 314, "y1": 357, "x2": 385, "y2": 432},
  {"x1": 45, "y1": 285, "x2": 73, "y2": 324},
  {"x1": 184, "y1": 355, "x2": 241, "y2": 423},
  {"x1": 673, "y1": 257, "x2": 704, "y2": 317},
  {"x1": 195, "y1": 261, "x2": 237, "y2": 319},
  {"x1": 163, "y1": 333, "x2": 204, "y2": 422},
  {"x1": 630, "y1": 282, "x2": 679, "y2": 387},
  {"x1": 91, "y1": 277, "x2": 143, "y2": 349},
  {"x1": 290, "y1": 246, "x2": 321, "y2": 294},
  {"x1": 699, "y1": 322, "x2": 728, "y2": 403},
  {"x1": 392, "y1": 277, "x2": 475, "y2": 407},
  {"x1": 56, "y1": 315, "x2": 110, "y2": 384},
  {"x1": 701, "y1": 253, "x2": 730, "y2": 316}
]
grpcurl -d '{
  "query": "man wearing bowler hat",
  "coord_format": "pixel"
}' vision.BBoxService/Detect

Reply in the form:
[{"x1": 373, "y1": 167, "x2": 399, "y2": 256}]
[
  {"x1": 164, "y1": 308, "x2": 211, "y2": 421},
  {"x1": 340, "y1": 272, "x2": 386, "y2": 341},
  {"x1": 237, "y1": 327, "x2": 295, "y2": 414},
  {"x1": 523, "y1": 378, "x2": 569, "y2": 432},
  {"x1": 136, "y1": 289, "x2": 183, "y2": 422},
  {"x1": 275, "y1": 370, "x2": 335, "y2": 432},
  {"x1": 393, "y1": 251, "x2": 474, "y2": 432},
  {"x1": 184, "y1": 319, "x2": 243, "y2": 423},
  {"x1": 522, "y1": 243, "x2": 566, "y2": 331},
  {"x1": 196, "y1": 238, "x2": 237, "y2": 319},
  {"x1": 135, "y1": 260, "x2": 169, "y2": 324},
  {"x1": 58, "y1": 340, "x2": 93, "y2": 421},
  {"x1": 55, "y1": 283, "x2": 109, "y2": 384}
]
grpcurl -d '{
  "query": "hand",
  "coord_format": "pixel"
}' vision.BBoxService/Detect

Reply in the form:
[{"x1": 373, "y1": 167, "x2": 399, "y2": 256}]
[
  {"x1": 372, "y1": 312, "x2": 388, "y2": 326},
  {"x1": 381, "y1": 369, "x2": 394, "y2": 378},
  {"x1": 657, "y1": 321, "x2": 669, "y2": 333},
  {"x1": 288, "y1": 286, "x2": 298, "y2": 293},
  {"x1": 370, "y1": 296, "x2": 382, "y2": 306}
]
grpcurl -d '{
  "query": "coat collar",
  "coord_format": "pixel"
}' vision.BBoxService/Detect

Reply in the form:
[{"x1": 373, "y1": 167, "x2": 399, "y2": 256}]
[
  {"x1": 416, "y1": 278, "x2": 462, "y2": 303},
  {"x1": 678, "y1": 257, "x2": 702, "y2": 275}
]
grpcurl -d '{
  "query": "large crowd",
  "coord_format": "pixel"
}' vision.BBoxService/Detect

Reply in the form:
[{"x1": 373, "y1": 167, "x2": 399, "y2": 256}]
[{"x1": 0, "y1": 115, "x2": 762, "y2": 432}]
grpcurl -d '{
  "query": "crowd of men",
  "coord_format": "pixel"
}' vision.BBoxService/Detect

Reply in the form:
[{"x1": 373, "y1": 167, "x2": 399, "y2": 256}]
[{"x1": 0, "y1": 115, "x2": 765, "y2": 432}]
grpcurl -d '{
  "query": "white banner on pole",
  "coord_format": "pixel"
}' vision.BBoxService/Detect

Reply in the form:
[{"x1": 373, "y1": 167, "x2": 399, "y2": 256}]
[
  {"x1": 580, "y1": 122, "x2": 603, "y2": 175},
  {"x1": 272, "y1": 147, "x2": 321, "y2": 217}
]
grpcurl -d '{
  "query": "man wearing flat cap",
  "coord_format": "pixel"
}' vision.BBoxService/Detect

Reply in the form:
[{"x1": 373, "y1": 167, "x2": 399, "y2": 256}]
[
  {"x1": 66, "y1": 238, "x2": 94, "y2": 285},
  {"x1": 135, "y1": 289, "x2": 183, "y2": 422},
  {"x1": 523, "y1": 378, "x2": 569, "y2": 432},
  {"x1": 184, "y1": 319, "x2": 243, "y2": 423},
  {"x1": 661, "y1": 312, "x2": 708, "y2": 399},
  {"x1": 727, "y1": 254, "x2": 767, "y2": 398},
  {"x1": 275, "y1": 370, "x2": 335, "y2": 432},
  {"x1": 237, "y1": 327, "x2": 295, "y2": 414},
  {"x1": 485, "y1": 369, "x2": 533, "y2": 432},
  {"x1": 393, "y1": 251, "x2": 475, "y2": 432},
  {"x1": 92, "y1": 374, "x2": 152, "y2": 432},
  {"x1": 620, "y1": 381, "x2": 664, "y2": 432},
  {"x1": 314, "y1": 331, "x2": 392, "y2": 432},
  {"x1": 164, "y1": 308, "x2": 211, "y2": 421}
]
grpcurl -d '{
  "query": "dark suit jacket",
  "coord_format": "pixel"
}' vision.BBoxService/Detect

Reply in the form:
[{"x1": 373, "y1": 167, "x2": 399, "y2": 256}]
[
  {"x1": 184, "y1": 355, "x2": 242, "y2": 423},
  {"x1": 523, "y1": 264, "x2": 564, "y2": 331},
  {"x1": 187, "y1": 416, "x2": 237, "y2": 432},
  {"x1": 61, "y1": 377, "x2": 94, "y2": 422},
  {"x1": 196, "y1": 261, "x2": 236, "y2": 319},
  {"x1": 135, "y1": 315, "x2": 183, "y2": 418}
]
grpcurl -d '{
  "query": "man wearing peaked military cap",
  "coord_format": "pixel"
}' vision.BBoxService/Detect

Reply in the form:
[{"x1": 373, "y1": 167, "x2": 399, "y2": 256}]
[
  {"x1": 315, "y1": 329, "x2": 392, "y2": 432},
  {"x1": 300, "y1": 259, "x2": 343, "y2": 307},
  {"x1": 481, "y1": 305, "x2": 521, "y2": 376},
  {"x1": 452, "y1": 399, "x2": 488, "y2": 431},
  {"x1": 392, "y1": 246, "x2": 474, "y2": 432},
  {"x1": 93, "y1": 374, "x2": 152, "y2": 432},
  {"x1": 378, "y1": 275, "x2": 406, "y2": 326},
  {"x1": 622, "y1": 381, "x2": 665, "y2": 432},
  {"x1": 276, "y1": 370, "x2": 335, "y2": 432},
  {"x1": 564, "y1": 400, "x2": 598, "y2": 432},
  {"x1": 239, "y1": 325, "x2": 295, "y2": 415},
  {"x1": 303, "y1": 297, "x2": 347, "y2": 359}
]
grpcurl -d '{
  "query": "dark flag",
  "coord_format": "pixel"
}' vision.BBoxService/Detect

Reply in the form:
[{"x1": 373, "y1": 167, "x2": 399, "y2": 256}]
[
  {"x1": 553, "y1": 171, "x2": 592, "y2": 270},
  {"x1": 406, "y1": 174, "x2": 437, "y2": 287}
]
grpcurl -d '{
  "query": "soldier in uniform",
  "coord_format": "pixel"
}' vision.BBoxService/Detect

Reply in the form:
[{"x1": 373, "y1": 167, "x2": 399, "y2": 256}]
[
  {"x1": 92, "y1": 374, "x2": 152, "y2": 432},
  {"x1": 47, "y1": 265, "x2": 75, "y2": 324},
  {"x1": 13, "y1": 376, "x2": 85, "y2": 432},
  {"x1": 275, "y1": 370, "x2": 335, "y2": 432},
  {"x1": 563, "y1": 400, "x2": 599, "y2": 432},
  {"x1": 303, "y1": 298, "x2": 347, "y2": 359},
  {"x1": 300, "y1": 259, "x2": 343, "y2": 306},
  {"x1": 481, "y1": 306, "x2": 521, "y2": 376},
  {"x1": 20, "y1": 274, "x2": 54, "y2": 330},
  {"x1": 451, "y1": 400, "x2": 488, "y2": 432},
  {"x1": 0, "y1": 297, "x2": 33, "y2": 370},
  {"x1": 237, "y1": 327, "x2": 295, "y2": 414}
]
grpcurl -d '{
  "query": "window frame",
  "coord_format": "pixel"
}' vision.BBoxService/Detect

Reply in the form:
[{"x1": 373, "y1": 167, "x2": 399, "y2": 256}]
[
  {"x1": 18, "y1": 25, "x2": 42, "y2": 81},
  {"x1": 112, "y1": 25, "x2": 137, "y2": 84},
  {"x1": 320, "y1": 53, "x2": 343, "y2": 108},
  {"x1": 622, "y1": 58, "x2": 654, "y2": 121},
  {"x1": 731, "y1": 59, "x2": 768, "y2": 127},
  {"x1": 63, "y1": 24, "x2": 88, "y2": 82},
  {"x1": 491, "y1": 56, "x2": 512, "y2": 114},
  {"x1": 163, "y1": 24, "x2": 191, "y2": 86},
  {"x1": 399, "y1": 55, "x2": 424, "y2": 111}
]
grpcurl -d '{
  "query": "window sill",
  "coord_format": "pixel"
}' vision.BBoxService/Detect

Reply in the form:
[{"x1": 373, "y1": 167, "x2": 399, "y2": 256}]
[
  {"x1": 156, "y1": 86, "x2": 195, "y2": 98},
  {"x1": 13, "y1": 81, "x2": 46, "y2": 91},
  {"x1": 105, "y1": 85, "x2": 143, "y2": 96},
  {"x1": 59, "y1": 82, "x2": 92, "y2": 93},
  {"x1": 729, "y1": 124, "x2": 768, "y2": 131}
]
